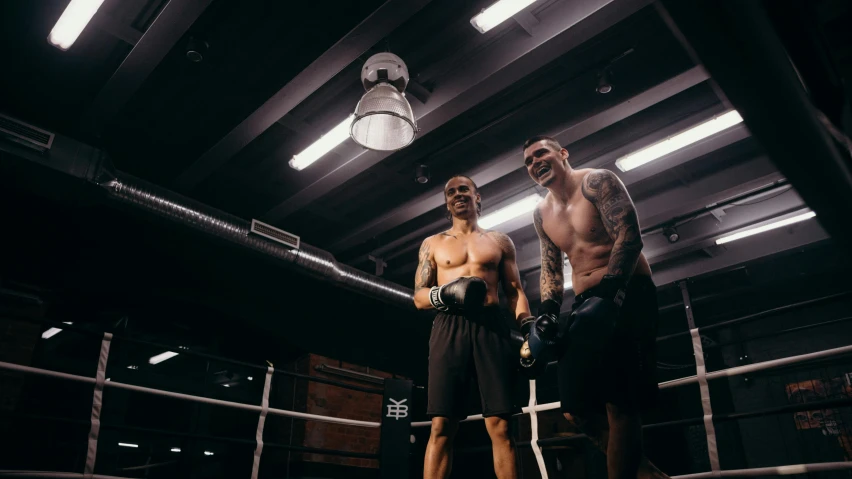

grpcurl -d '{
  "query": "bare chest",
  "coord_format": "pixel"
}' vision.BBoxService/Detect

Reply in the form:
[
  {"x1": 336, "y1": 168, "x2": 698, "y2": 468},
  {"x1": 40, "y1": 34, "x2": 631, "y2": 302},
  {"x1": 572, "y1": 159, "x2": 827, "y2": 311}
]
[
  {"x1": 541, "y1": 198, "x2": 610, "y2": 252},
  {"x1": 434, "y1": 234, "x2": 502, "y2": 268}
]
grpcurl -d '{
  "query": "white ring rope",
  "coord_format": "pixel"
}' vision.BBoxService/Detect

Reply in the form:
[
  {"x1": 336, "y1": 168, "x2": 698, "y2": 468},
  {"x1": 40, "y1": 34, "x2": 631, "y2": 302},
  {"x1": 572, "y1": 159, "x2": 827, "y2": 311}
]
[
  {"x1": 0, "y1": 361, "x2": 379, "y2": 428},
  {"x1": 0, "y1": 473, "x2": 133, "y2": 479},
  {"x1": 691, "y1": 328, "x2": 721, "y2": 472},
  {"x1": 671, "y1": 462, "x2": 852, "y2": 478},
  {"x1": 251, "y1": 366, "x2": 274, "y2": 479},
  {"x1": 527, "y1": 379, "x2": 549, "y2": 479},
  {"x1": 412, "y1": 343, "x2": 852, "y2": 427},
  {"x1": 84, "y1": 332, "x2": 112, "y2": 477},
  {"x1": 3, "y1": 461, "x2": 852, "y2": 479}
]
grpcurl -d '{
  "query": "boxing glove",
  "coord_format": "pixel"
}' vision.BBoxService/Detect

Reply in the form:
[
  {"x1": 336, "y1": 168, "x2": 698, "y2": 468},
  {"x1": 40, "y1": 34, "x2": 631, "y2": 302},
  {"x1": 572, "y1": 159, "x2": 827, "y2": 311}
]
[
  {"x1": 567, "y1": 275, "x2": 627, "y2": 356},
  {"x1": 522, "y1": 299, "x2": 561, "y2": 360},
  {"x1": 429, "y1": 276, "x2": 487, "y2": 313}
]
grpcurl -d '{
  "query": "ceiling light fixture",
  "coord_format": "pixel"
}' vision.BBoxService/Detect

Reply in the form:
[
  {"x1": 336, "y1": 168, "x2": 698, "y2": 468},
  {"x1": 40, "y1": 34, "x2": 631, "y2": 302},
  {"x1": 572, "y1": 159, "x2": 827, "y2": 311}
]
[
  {"x1": 48, "y1": 0, "x2": 105, "y2": 50},
  {"x1": 414, "y1": 164, "x2": 430, "y2": 184},
  {"x1": 663, "y1": 225, "x2": 680, "y2": 243},
  {"x1": 478, "y1": 193, "x2": 542, "y2": 229},
  {"x1": 615, "y1": 111, "x2": 743, "y2": 172},
  {"x1": 350, "y1": 53, "x2": 417, "y2": 152},
  {"x1": 289, "y1": 114, "x2": 354, "y2": 171},
  {"x1": 171, "y1": 448, "x2": 181, "y2": 453},
  {"x1": 149, "y1": 351, "x2": 179, "y2": 365},
  {"x1": 715, "y1": 210, "x2": 816, "y2": 245},
  {"x1": 204, "y1": 451, "x2": 215, "y2": 456},
  {"x1": 596, "y1": 70, "x2": 612, "y2": 94},
  {"x1": 471, "y1": 0, "x2": 539, "y2": 34},
  {"x1": 118, "y1": 443, "x2": 138, "y2": 448},
  {"x1": 42, "y1": 322, "x2": 72, "y2": 339},
  {"x1": 185, "y1": 37, "x2": 209, "y2": 63}
]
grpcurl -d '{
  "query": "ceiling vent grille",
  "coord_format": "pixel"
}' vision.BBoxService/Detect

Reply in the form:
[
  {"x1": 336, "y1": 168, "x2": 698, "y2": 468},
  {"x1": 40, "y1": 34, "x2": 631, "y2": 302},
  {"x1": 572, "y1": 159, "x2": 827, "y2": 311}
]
[
  {"x1": 250, "y1": 219, "x2": 300, "y2": 250},
  {"x1": 0, "y1": 113, "x2": 55, "y2": 152}
]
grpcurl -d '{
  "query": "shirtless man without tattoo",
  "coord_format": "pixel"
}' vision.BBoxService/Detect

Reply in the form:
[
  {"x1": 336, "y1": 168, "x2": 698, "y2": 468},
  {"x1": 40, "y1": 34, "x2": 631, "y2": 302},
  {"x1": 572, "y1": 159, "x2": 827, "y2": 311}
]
[
  {"x1": 414, "y1": 175, "x2": 532, "y2": 479},
  {"x1": 521, "y1": 136, "x2": 669, "y2": 479}
]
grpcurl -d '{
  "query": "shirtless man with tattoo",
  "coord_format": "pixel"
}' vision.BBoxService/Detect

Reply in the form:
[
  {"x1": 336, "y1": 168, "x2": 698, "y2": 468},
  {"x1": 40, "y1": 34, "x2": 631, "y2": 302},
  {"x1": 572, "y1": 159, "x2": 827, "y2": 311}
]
[
  {"x1": 521, "y1": 136, "x2": 669, "y2": 479},
  {"x1": 414, "y1": 175, "x2": 532, "y2": 479}
]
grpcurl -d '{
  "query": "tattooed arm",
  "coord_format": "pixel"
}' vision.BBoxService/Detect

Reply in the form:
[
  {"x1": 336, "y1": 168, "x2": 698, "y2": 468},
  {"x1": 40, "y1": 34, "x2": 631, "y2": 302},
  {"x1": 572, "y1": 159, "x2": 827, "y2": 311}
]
[
  {"x1": 581, "y1": 169, "x2": 644, "y2": 278},
  {"x1": 413, "y1": 236, "x2": 439, "y2": 309},
  {"x1": 533, "y1": 206, "x2": 565, "y2": 306},
  {"x1": 489, "y1": 232, "x2": 532, "y2": 322}
]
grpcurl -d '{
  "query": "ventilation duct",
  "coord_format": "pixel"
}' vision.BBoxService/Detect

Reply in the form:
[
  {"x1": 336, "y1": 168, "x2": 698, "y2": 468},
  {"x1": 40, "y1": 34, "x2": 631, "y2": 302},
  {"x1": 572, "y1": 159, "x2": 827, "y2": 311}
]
[
  {"x1": 0, "y1": 130, "x2": 414, "y2": 310},
  {"x1": 0, "y1": 113, "x2": 54, "y2": 152},
  {"x1": 93, "y1": 167, "x2": 414, "y2": 309}
]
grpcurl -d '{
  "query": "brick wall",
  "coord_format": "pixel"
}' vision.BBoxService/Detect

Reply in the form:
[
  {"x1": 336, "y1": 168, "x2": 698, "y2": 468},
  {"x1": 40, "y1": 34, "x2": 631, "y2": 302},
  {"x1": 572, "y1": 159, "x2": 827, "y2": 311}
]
[{"x1": 285, "y1": 354, "x2": 403, "y2": 470}]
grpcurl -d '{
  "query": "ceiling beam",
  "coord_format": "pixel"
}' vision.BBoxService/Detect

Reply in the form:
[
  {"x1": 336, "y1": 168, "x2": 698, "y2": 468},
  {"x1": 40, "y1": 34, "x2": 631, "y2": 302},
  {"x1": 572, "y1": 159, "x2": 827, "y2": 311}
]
[
  {"x1": 81, "y1": 0, "x2": 215, "y2": 136},
  {"x1": 328, "y1": 65, "x2": 709, "y2": 253},
  {"x1": 172, "y1": 0, "x2": 434, "y2": 191},
  {"x1": 649, "y1": 220, "x2": 828, "y2": 287},
  {"x1": 657, "y1": 0, "x2": 852, "y2": 248},
  {"x1": 262, "y1": 0, "x2": 653, "y2": 224},
  {"x1": 92, "y1": 12, "x2": 143, "y2": 45},
  {"x1": 641, "y1": 191, "x2": 807, "y2": 264}
]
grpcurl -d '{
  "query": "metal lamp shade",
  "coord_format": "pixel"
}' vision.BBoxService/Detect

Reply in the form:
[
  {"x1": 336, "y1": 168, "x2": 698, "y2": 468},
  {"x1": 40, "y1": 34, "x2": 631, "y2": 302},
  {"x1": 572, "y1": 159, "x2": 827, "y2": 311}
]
[{"x1": 350, "y1": 84, "x2": 417, "y2": 151}]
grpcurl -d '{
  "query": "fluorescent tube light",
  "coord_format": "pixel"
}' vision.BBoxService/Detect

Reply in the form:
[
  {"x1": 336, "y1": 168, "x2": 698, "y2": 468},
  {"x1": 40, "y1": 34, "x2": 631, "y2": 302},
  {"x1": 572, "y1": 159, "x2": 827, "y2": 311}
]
[
  {"x1": 118, "y1": 443, "x2": 138, "y2": 448},
  {"x1": 48, "y1": 0, "x2": 105, "y2": 50},
  {"x1": 171, "y1": 448, "x2": 181, "y2": 453},
  {"x1": 715, "y1": 211, "x2": 816, "y2": 245},
  {"x1": 204, "y1": 451, "x2": 215, "y2": 456},
  {"x1": 471, "y1": 0, "x2": 538, "y2": 33},
  {"x1": 289, "y1": 114, "x2": 354, "y2": 171},
  {"x1": 42, "y1": 322, "x2": 72, "y2": 339},
  {"x1": 479, "y1": 193, "x2": 542, "y2": 229},
  {"x1": 616, "y1": 111, "x2": 743, "y2": 172},
  {"x1": 127, "y1": 365, "x2": 138, "y2": 370},
  {"x1": 149, "y1": 351, "x2": 179, "y2": 365}
]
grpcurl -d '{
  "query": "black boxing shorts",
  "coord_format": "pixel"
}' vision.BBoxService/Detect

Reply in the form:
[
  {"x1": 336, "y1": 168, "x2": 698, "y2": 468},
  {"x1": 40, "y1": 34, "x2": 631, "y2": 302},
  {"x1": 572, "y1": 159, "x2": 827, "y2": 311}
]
[
  {"x1": 427, "y1": 306, "x2": 518, "y2": 419},
  {"x1": 558, "y1": 275, "x2": 659, "y2": 416}
]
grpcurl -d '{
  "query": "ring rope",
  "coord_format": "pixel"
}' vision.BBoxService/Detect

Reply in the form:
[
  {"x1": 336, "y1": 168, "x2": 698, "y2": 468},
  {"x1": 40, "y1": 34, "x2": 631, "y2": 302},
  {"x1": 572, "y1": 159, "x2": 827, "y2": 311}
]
[
  {"x1": 84, "y1": 332, "x2": 112, "y2": 477},
  {"x1": 251, "y1": 366, "x2": 274, "y2": 479},
  {"x1": 0, "y1": 361, "x2": 379, "y2": 428},
  {"x1": 411, "y1": 343, "x2": 852, "y2": 427}
]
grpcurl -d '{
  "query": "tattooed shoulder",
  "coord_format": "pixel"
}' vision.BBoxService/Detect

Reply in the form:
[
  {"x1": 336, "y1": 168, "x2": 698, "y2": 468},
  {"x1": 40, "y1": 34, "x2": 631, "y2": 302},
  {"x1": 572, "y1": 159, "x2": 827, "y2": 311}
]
[
  {"x1": 415, "y1": 236, "x2": 437, "y2": 291},
  {"x1": 418, "y1": 236, "x2": 432, "y2": 258},
  {"x1": 486, "y1": 231, "x2": 516, "y2": 257},
  {"x1": 581, "y1": 169, "x2": 616, "y2": 202},
  {"x1": 533, "y1": 205, "x2": 544, "y2": 231}
]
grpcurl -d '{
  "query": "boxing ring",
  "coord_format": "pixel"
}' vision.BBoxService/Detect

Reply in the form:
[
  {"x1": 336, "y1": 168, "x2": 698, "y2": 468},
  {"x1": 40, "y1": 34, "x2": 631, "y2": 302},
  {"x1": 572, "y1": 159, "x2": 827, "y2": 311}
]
[
  {"x1": 3, "y1": 288, "x2": 852, "y2": 478},
  {"x1": 407, "y1": 288, "x2": 852, "y2": 479}
]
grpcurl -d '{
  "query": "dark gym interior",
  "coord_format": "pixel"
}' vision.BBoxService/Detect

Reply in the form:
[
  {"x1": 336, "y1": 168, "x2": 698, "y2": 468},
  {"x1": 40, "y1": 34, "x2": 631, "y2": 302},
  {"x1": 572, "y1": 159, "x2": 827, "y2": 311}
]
[{"x1": 1, "y1": 0, "x2": 851, "y2": 478}]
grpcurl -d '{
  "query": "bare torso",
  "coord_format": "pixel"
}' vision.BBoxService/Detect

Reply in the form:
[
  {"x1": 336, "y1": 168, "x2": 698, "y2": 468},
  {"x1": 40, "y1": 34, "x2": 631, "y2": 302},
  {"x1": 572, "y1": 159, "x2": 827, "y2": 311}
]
[
  {"x1": 431, "y1": 231, "x2": 506, "y2": 306},
  {"x1": 538, "y1": 169, "x2": 652, "y2": 295}
]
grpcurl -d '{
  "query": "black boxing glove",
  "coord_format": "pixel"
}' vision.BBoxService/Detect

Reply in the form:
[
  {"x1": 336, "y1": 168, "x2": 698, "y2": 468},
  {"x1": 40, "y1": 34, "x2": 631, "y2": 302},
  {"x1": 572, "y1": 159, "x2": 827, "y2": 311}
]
[
  {"x1": 567, "y1": 275, "x2": 628, "y2": 356},
  {"x1": 523, "y1": 299, "x2": 560, "y2": 359},
  {"x1": 429, "y1": 276, "x2": 487, "y2": 313}
]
